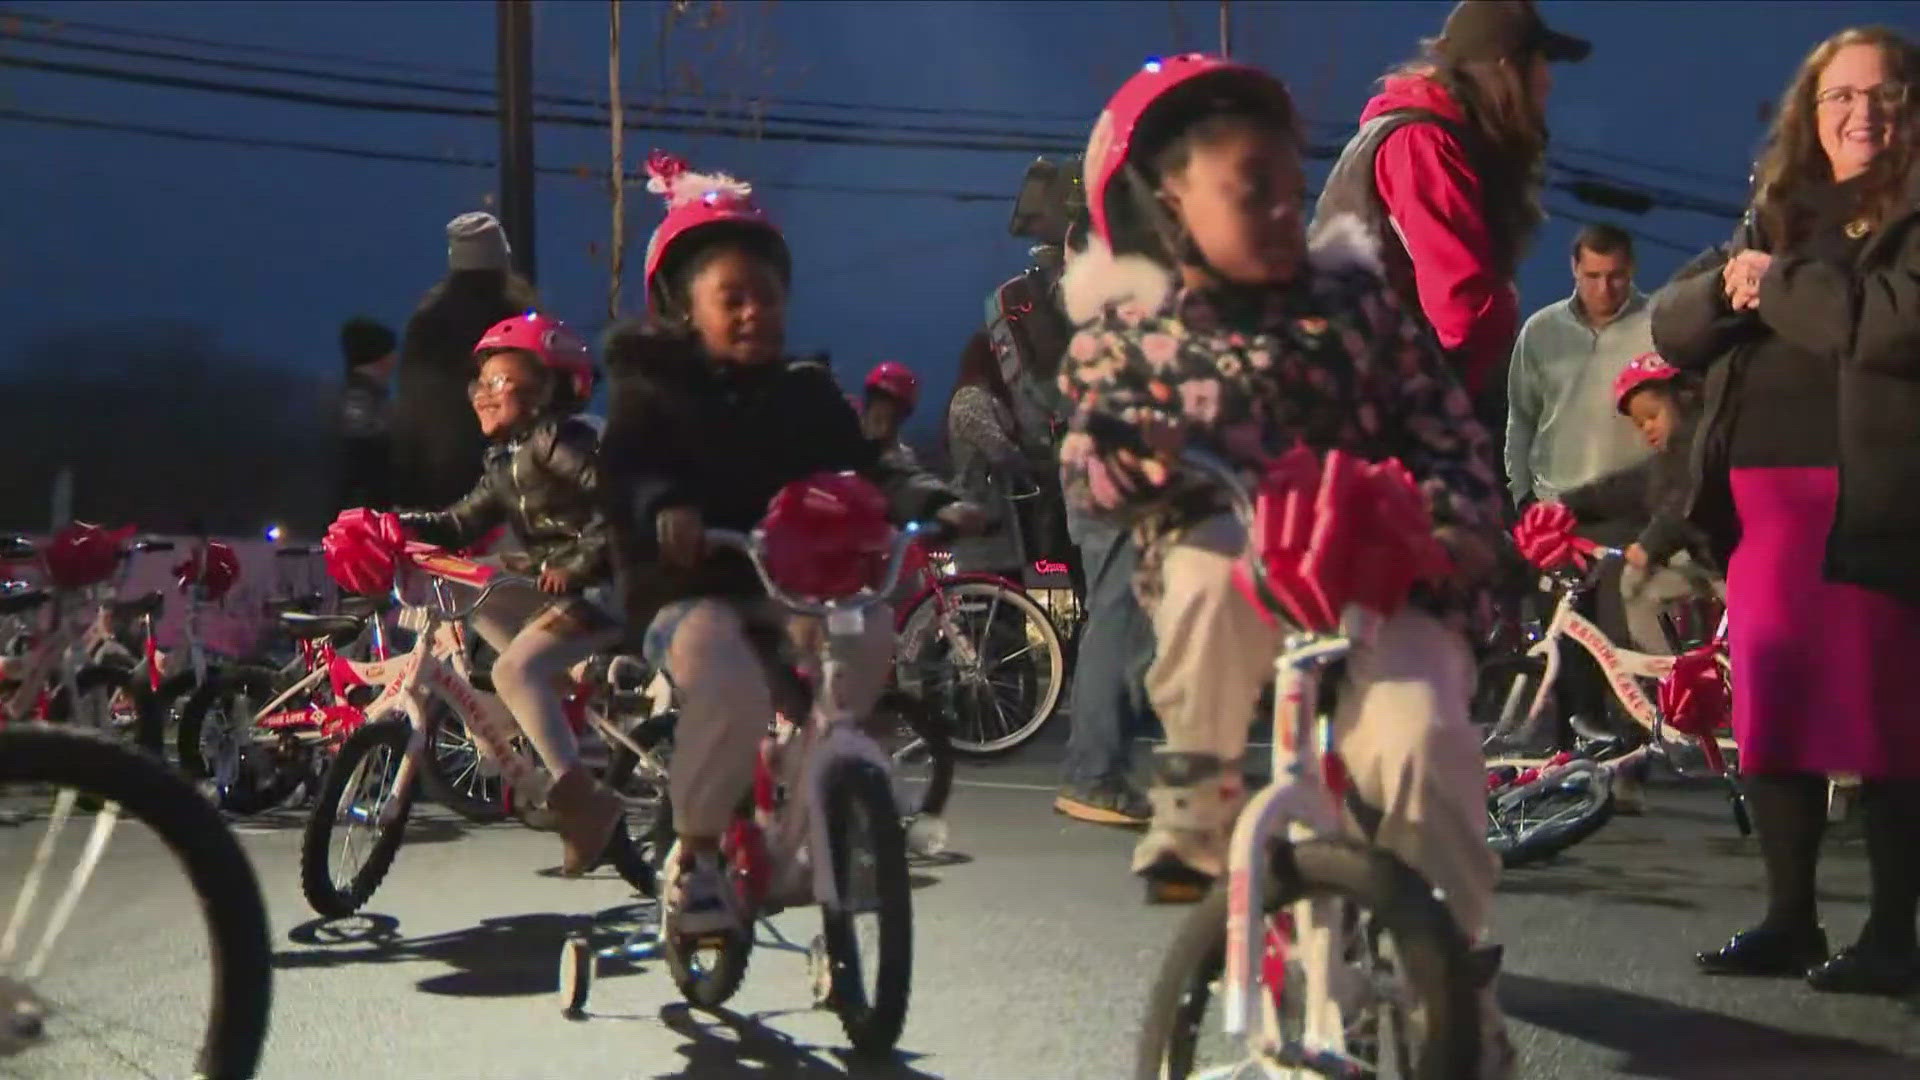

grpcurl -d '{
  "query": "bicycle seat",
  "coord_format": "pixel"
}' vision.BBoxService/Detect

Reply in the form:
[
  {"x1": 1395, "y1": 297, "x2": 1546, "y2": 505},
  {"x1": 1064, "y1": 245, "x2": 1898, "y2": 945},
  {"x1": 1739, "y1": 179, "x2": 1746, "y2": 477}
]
[
  {"x1": 264, "y1": 593, "x2": 324, "y2": 616},
  {"x1": 0, "y1": 584, "x2": 50, "y2": 616},
  {"x1": 0, "y1": 536, "x2": 35, "y2": 562},
  {"x1": 277, "y1": 612, "x2": 366, "y2": 645},
  {"x1": 112, "y1": 590, "x2": 166, "y2": 620}
]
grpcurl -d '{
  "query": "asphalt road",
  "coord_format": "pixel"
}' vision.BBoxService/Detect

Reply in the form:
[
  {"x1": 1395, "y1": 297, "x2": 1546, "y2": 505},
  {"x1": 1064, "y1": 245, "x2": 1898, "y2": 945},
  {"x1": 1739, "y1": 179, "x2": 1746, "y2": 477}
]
[{"x1": 8, "y1": 741, "x2": 1920, "y2": 1080}]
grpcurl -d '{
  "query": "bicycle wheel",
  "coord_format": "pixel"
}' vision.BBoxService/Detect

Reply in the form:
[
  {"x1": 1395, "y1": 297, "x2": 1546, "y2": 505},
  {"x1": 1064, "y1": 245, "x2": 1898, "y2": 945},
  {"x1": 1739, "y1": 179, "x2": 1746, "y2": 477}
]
[
  {"x1": 1136, "y1": 840, "x2": 1478, "y2": 1080},
  {"x1": 300, "y1": 717, "x2": 416, "y2": 917},
  {"x1": 416, "y1": 699, "x2": 512, "y2": 823},
  {"x1": 0, "y1": 727, "x2": 272, "y2": 1079},
  {"x1": 1486, "y1": 762, "x2": 1616, "y2": 868},
  {"x1": 896, "y1": 581, "x2": 1064, "y2": 756},
  {"x1": 819, "y1": 759, "x2": 913, "y2": 1055},
  {"x1": 177, "y1": 665, "x2": 310, "y2": 815},
  {"x1": 659, "y1": 837, "x2": 754, "y2": 1009},
  {"x1": 602, "y1": 710, "x2": 676, "y2": 868}
]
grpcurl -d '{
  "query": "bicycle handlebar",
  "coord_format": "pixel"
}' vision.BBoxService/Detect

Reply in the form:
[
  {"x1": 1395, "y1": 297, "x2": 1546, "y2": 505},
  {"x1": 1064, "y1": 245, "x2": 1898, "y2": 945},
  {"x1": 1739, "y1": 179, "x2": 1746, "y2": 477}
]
[{"x1": 702, "y1": 521, "x2": 940, "y2": 618}]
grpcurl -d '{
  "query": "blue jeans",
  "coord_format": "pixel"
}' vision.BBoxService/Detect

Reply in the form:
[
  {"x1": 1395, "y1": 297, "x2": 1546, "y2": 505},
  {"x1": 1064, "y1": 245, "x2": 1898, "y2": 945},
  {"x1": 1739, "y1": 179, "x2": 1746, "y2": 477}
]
[{"x1": 1063, "y1": 511, "x2": 1159, "y2": 787}]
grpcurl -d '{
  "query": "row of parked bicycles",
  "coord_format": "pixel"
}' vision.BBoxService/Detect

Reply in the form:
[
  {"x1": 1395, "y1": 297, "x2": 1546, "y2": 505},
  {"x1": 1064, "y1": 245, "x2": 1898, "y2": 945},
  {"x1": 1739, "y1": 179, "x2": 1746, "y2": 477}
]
[{"x1": 0, "y1": 457, "x2": 1752, "y2": 1080}]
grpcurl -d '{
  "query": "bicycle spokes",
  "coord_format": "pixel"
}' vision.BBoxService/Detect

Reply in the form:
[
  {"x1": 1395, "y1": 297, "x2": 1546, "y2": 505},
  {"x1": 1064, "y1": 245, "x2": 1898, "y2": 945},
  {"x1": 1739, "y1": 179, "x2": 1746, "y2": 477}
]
[{"x1": 1, "y1": 789, "x2": 121, "y2": 980}]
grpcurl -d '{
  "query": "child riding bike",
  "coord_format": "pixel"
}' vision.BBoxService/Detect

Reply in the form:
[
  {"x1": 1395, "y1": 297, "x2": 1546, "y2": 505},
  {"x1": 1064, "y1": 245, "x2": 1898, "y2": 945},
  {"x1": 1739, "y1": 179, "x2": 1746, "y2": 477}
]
[
  {"x1": 600, "y1": 152, "x2": 984, "y2": 936},
  {"x1": 1057, "y1": 54, "x2": 1514, "y2": 1076},
  {"x1": 390, "y1": 312, "x2": 625, "y2": 875},
  {"x1": 1557, "y1": 352, "x2": 1724, "y2": 654}
]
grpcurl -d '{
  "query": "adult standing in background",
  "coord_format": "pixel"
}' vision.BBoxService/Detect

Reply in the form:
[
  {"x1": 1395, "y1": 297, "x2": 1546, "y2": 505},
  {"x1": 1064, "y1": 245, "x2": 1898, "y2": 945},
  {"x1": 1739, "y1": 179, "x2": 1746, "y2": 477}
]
[
  {"x1": 1653, "y1": 25, "x2": 1920, "y2": 996},
  {"x1": 1312, "y1": 0, "x2": 1584, "y2": 452},
  {"x1": 1505, "y1": 223, "x2": 1654, "y2": 514},
  {"x1": 336, "y1": 316, "x2": 397, "y2": 512},
  {"x1": 390, "y1": 212, "x2": 539, "y2": 509}
]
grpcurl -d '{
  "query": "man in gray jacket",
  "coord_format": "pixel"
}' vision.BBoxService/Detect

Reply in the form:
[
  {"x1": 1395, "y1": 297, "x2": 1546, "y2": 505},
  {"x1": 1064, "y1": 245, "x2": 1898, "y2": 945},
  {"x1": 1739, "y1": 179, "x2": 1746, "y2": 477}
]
[{"x1": 1505, "y1": 223, "x2": 1654, "y2": 519}]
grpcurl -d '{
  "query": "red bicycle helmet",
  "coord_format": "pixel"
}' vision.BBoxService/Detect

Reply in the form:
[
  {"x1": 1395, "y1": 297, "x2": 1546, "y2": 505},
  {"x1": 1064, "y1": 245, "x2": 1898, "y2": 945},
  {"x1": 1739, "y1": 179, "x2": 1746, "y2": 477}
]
[
  {"x1": 474, "y1": 311, "x2": 597, "y2": 404},
  {"x1": 44, "y1": 522, "x2": 133, "y2": 592},
  {"x1": 642, "y1": 150, "x2": 790, "y2": 318},
  {"x1": 1083, "y1": 53, "x2": 1296, "y2": 252},
  {"x1": 863, "y1": 361, "x2": 919, "y2": 411},
  {"x1": 1613, "y1": 352, "x2": 1681, "y2": 414},
  {"x1": 758, "y1": 472, "x2": 895, "y2": 600},
  {"x1": 323, "y1": 508, "x2": 408, "y2": 596},
  {"x1": 174, "y1": 540, "x2": 241, "y2": 603}
]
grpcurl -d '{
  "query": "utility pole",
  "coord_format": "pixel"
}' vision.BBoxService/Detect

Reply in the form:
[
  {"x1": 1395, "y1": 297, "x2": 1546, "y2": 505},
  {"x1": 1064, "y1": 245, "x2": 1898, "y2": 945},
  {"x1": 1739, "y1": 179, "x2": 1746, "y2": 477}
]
[
  {"x1": 608, "y1": 0, "x2": 626, "y2": 319},
  {"x1": 1218, "y1": 0, "x2": 1231, "y2": 58},
  {"x1": 497, "y1": 0, "x2": 537, "y2": 283}
]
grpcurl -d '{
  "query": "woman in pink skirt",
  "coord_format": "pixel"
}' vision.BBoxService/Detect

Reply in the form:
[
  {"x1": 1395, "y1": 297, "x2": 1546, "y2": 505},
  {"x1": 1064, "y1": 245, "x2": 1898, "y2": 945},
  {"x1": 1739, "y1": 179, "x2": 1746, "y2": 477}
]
[{"x1": 1651, "y1": 25, "x2": 1920, "y2": 996}]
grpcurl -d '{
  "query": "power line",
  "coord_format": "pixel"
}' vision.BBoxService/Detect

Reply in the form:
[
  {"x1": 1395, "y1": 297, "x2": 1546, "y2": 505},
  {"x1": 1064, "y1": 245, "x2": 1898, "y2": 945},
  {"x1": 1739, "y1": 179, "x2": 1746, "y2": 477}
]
[
  {"x1": 0, "y1": 106, "x2": 1011, "y2": 203},
  {"x1": 0, "y1": 51, "x2": 1088, "y2": 157}
]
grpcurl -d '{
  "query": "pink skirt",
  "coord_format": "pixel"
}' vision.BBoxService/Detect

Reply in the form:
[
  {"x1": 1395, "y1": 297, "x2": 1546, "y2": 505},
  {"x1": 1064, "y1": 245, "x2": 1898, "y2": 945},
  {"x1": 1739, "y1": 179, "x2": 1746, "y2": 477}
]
[{"x1": 1728, "y1": 467, "x2": 1920, "y2": 778}]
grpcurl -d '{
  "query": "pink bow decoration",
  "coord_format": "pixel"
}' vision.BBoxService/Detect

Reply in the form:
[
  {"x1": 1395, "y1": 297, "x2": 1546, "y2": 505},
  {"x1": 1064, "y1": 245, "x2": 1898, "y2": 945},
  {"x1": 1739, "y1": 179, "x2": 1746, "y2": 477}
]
[
  {"x1": 645, "y1": 150, "x2": 688, "y2": 197},
  {"x1": 1232, "y1": 447, "x2": 1454, "y2": 633},
  {"x1": 1658, "y1": 643, "x2": 1730, "y2": 771},
  {"x1": 1512, "y1": 501, "x2": 1598, "y2": 572}
]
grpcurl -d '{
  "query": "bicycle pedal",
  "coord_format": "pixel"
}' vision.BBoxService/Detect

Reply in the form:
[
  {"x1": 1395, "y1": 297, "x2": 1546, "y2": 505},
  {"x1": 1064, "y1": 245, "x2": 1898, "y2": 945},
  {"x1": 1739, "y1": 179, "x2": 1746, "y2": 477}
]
[{"x1": 1142, "y1": 869, "x2": 1213, "y2": 906}]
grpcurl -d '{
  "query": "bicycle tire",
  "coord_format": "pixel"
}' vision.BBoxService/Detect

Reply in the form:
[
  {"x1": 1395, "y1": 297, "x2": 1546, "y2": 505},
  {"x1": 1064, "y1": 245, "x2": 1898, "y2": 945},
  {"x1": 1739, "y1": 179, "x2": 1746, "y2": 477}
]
[
  {"x1": 603, "y1": 711, "x2": 678, "y2": 866},
  {"x1": 300, "y1": 717, "x2": 416, "y2": 917},
  {"x1": 820, "y1": 759, "x2": 914, "y2": 1056},
  {"x1": 46, "y1": 661, "x2": 158, "y2": 754},
  {"x1": 896, "y1": 581, "x2": 1065, "y2": 756},
  {"x1": 870, "y1": 688, "x2": 954, "y2": 820},
  {"x1": 1135, "y1": 839, "x2": 1478, "y2": 1080},
  {"x1": 177, "y1": 665, "x2": 309, "y2": 815},
  {"x1": 0, "y1": 727, "x2": 273, "y2": 1079},
  {"x1": 1487, "y1": 767, "x2": 1617, "y2": 868}
]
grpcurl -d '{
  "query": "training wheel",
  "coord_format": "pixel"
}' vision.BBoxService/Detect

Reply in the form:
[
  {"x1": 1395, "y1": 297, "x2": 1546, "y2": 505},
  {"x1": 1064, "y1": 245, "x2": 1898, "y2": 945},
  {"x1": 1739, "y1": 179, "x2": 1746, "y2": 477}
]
[{"x1": 558, "y1": 934, "x2": 594, "y2": 1015}]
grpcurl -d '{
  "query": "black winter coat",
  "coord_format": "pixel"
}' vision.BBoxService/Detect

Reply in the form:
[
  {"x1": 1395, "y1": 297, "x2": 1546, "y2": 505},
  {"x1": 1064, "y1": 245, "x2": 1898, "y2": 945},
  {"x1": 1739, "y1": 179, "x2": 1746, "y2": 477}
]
[
  {"x1": 396, "y1": 413, "x2": 611, "y2": 586},
  {"x1": 598, "y1": 324, "x2": 957, "y2": 619},
  {"x1": 1650, "y1": 165, "x2": 1920, "y2": 605}
]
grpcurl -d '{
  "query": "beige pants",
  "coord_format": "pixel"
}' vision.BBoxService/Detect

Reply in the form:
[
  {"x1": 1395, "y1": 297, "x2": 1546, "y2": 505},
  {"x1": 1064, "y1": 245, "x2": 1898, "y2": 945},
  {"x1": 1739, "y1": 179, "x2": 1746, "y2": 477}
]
[
  {"x1": 646, "y1": 598, "x2": 894, "y2": 839},
  {"x1": 1145, "y1": 513, "x2": 1501, "y2": 941}
]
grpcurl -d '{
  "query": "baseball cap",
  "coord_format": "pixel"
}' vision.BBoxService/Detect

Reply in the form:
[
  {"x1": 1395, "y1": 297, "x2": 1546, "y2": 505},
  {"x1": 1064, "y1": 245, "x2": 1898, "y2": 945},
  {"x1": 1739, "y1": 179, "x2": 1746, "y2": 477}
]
[{"x1": 1438, "y1": 0, "x2": 1591, "y2": 64}]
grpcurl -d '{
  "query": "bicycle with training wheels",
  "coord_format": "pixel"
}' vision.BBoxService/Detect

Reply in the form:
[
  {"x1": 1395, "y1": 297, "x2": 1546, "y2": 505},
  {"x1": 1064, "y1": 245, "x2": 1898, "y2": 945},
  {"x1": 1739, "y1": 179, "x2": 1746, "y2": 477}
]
[
  {"x1": 1135, "y1": 448, "x2": 1480, "y2": 1080},
  {"x1": 1474, "y1": 503, "x2": 1745, "y2": 867},
  {"x1": 299, "y1": 542, "x2": 655, "y2": 917},
  {"x1": 559, "y1": 483, "x2": 944, "y2": 1057}
]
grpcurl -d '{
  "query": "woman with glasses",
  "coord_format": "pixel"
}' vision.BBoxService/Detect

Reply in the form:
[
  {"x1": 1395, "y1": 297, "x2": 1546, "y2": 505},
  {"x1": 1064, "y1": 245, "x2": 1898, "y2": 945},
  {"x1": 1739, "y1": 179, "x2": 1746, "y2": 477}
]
[
  {"x1": 393, "y1": 312, "x2": 627, "y2": 877},
  {"x1": 1651, "y1": 25, "x2": 1920, "y2": 996}
]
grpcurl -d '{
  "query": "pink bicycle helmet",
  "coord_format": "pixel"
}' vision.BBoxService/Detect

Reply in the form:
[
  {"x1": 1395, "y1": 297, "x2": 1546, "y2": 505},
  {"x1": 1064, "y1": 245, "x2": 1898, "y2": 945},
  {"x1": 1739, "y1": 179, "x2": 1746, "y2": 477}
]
[
  {"x1": 641, "y1": 150, "x2": 790, "y2": 318},
  {"x1": 175, "y1": 541, "x2": 241, "y2": 603},
  {"x1": 758, "y1": 472, "x2": 895, "y2": 600},
  {"x1": 864, "y1": 361, "x2": 920, "y2": 411},
  {"x1": 1083, "y1": 53, "x2": 1296, "y2": 252},
  {"x1": 474, "y1": 311, "x2": 597, "y2": 404},
  {"x1": 324, "y1": 508, "x2": 408, "y2": 596},
  {"x1": 1613, "y1": 352, "x2": 1681, "y2": 414},
  {"x1": 44, "y1": 522, "x2": 133, "y2": 592}
]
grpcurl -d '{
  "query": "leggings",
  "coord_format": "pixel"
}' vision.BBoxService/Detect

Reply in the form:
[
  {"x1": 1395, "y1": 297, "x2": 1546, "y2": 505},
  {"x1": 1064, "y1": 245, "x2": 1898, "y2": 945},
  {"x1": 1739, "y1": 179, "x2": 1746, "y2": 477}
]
[{"x1": 468, "y1": 584, "x2": 621, "y2": 778}]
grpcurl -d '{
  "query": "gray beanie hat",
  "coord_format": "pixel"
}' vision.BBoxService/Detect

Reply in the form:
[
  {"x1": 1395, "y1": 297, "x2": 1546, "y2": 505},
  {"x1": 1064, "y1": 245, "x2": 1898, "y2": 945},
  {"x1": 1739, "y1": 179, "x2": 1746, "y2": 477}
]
[{"x1": 446, "y1": 211, "x2": 513, "y2": 272}]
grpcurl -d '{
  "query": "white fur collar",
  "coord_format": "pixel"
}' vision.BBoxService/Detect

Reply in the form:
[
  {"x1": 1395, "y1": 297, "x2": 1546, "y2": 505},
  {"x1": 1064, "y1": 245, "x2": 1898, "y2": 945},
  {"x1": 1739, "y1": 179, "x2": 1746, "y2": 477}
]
[{"x1": 1058, "y1": 212, "x2": 1382, "y2": 325}]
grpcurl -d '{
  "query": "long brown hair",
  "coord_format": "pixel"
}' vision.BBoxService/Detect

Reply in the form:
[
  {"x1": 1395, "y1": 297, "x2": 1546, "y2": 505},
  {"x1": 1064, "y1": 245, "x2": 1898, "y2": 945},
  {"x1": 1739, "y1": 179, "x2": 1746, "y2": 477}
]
[
  {"x1": 1388, "y1": 45, "x2": 1548, "y2": 275},
  {"x1": 1752, "y1": 26, "x2": 1920, "y2": 247}
]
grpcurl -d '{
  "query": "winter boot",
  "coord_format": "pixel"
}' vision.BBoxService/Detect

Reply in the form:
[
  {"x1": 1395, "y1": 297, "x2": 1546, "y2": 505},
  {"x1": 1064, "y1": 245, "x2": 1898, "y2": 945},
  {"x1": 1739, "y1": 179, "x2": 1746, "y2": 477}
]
[
  {"x1": 1132, "y1": 750, "x2": 1245, "y2": 904},
  {"x1": 545, "y1": 769, "x2": 624, "y2": 877}
]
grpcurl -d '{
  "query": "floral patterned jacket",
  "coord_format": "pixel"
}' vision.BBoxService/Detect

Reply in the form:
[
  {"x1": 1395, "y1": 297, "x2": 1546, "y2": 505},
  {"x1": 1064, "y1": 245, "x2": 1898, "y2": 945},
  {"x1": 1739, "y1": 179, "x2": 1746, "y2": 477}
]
[{"x1": 1054, "y1": 215, "x2": 1506, "y2": 631}]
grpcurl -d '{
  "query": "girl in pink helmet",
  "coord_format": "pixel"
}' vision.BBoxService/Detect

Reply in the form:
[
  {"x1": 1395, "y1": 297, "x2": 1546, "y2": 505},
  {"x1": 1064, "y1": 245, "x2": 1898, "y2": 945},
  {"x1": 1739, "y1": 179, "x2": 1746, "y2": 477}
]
[
  {"x1": 393, "y1": 311, "x2": 625, "y2": 875},
  {"x1": 1554, "y1": 353, "x2": 1721, "y2": 655},
  {"x1": 599, "y1": 153, "x2": 980, "y2": 935},
  {"x1": 1058, "y1": 54, "x2": 1513, "y2": 1075}
]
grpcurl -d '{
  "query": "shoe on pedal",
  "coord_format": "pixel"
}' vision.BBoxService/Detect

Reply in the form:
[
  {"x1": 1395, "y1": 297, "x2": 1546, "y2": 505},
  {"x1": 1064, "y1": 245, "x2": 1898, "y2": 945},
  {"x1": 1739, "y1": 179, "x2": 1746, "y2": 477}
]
[
  {"x1": 1131, "y1": 750, "x2": 1243, "y2": 904},
  {"x1": 670, "y1": 850, "x2": 743, "y2": 938},
  {"x1": 547, "y1": 770, "x2": 624, "y2": 877}
]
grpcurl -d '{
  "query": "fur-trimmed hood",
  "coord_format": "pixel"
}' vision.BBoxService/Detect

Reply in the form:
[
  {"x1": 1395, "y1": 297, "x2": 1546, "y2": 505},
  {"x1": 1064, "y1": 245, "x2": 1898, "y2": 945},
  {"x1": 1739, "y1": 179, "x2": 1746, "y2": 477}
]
[{"x1": 1058, "y1": 212, "x2": 1382, "y2": 325}]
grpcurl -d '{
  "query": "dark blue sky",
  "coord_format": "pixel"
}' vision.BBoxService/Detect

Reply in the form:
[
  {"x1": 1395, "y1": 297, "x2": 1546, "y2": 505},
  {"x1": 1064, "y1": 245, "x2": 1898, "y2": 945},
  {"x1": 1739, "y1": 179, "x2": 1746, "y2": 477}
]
[{"x1": 4, "y1": 0, "x2": 1917, "y2": 432}]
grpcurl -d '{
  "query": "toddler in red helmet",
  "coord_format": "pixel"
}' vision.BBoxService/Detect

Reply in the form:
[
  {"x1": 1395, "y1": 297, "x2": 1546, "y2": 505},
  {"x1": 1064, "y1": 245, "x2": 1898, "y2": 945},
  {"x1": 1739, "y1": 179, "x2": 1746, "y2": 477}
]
[
  {"x1": 1058, "y1": 54, "x2": 1513, "y2": 1074},
  {"x1": 598, "y1": 152, "x2": 981, "y2": 935},
  {"x1": 393, "y1": 311, "x2": 624, "y2": 874}
]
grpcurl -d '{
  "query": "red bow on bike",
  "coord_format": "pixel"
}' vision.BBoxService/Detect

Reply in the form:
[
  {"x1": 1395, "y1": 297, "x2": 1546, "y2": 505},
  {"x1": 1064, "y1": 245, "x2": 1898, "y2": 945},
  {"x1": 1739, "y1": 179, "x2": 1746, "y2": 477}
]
[
  {"x1": 1659, "y1": 643, "x2": 1732, "y2": 771},
  {"x1": 1511, "y1": 502, "x2": 1598, "y2": 572},
  {"x1": 1234, "y1": 446, "x2": 1452, "y2": 633}
]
